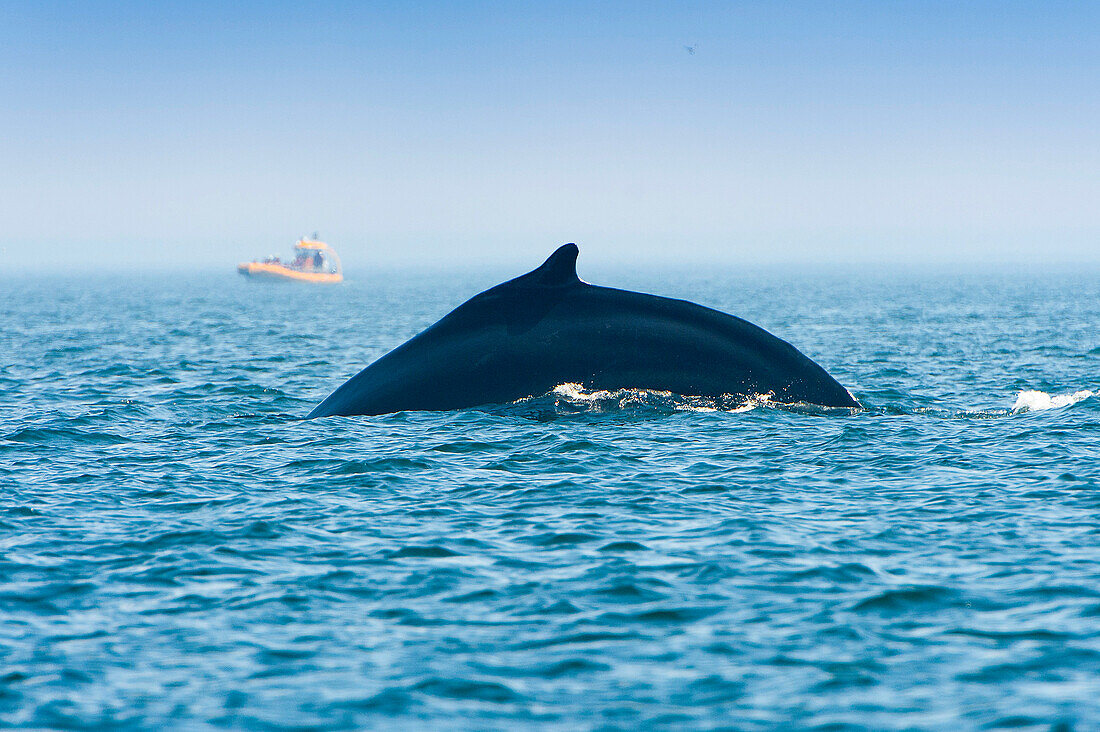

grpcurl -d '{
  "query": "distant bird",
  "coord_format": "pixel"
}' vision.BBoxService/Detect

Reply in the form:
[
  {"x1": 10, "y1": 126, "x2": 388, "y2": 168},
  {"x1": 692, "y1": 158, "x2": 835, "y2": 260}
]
[{"x1": 684, "y1": 44, "x2": 697, "y2": 55}]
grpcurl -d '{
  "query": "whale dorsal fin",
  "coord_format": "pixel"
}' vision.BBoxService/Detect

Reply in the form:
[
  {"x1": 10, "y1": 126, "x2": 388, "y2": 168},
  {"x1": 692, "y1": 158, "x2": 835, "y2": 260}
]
[
  {"x1": 526, "y1": 243, "x2": 580, "y2": 287},
  {"x1": 476, "y1": 243, "x2": 582, "y2": 302}
]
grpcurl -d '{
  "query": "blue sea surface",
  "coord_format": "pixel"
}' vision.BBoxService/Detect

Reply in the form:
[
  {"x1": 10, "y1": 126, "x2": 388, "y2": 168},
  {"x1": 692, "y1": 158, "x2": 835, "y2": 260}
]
[{"x1": 2, "y1": 265, "x2": 1098, "y2": 730}]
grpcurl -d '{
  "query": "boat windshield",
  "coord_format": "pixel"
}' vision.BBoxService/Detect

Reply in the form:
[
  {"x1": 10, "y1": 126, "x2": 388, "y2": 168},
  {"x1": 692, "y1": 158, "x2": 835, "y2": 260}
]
[{"x1": 292, "y1": 246, "x2": 340, "y2": 274}]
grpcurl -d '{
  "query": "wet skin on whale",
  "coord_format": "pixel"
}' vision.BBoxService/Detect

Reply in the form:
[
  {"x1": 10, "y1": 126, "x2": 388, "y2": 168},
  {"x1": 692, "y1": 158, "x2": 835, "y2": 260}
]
[{"x1": 307, "y1": 244, "x2": 860, "y2": 418}]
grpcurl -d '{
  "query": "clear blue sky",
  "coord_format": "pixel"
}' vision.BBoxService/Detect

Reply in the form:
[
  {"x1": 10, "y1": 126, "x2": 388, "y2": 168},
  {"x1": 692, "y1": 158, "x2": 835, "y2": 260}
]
[{"x1": 1, "y1": 1, "x2": 1097, "y2": 270}]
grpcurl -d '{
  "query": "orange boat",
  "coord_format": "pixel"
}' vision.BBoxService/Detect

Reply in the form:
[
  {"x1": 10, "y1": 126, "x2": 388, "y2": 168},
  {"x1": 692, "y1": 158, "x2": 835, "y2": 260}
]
[{"x1": 237, "y1": 237, "x2": 344, "y2": 283}]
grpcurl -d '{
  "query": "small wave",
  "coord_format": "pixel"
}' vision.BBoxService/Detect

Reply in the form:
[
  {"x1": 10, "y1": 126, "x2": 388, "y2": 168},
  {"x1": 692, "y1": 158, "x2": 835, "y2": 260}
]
[
  {"x1": 412, "y1": 677, "x2": 521, "y2": 704},
  {"x1": 385, "y1": 545, "x2": 462, "y2": 559},
  {"x1": 1011, "y1": 389, "x2": 1094, "y2": 413}
]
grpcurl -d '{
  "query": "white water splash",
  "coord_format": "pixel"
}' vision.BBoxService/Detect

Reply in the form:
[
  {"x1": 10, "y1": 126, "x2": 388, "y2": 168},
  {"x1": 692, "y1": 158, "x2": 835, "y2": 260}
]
[
  {"x1": 549, "y1": 382, "x2": 623, "y2": 402},
  {"x1": 1012, "y1": 389, "x2": 1094, "y2": 413},
  {"x1": 544, "y1": 383, "x2": 765, "y2": 414}
]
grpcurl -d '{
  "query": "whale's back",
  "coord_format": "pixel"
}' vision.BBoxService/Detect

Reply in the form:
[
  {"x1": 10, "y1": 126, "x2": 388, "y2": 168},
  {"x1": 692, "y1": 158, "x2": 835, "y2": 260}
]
[{"x1": 307, "y1": 245, "x2": 858, "y2": 417}]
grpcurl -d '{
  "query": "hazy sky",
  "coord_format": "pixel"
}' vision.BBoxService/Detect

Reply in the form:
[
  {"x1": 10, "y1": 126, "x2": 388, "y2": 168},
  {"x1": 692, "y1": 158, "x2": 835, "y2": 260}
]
[{"x1": 2, "y1": 1, "x2": 1098, "y2": 271}]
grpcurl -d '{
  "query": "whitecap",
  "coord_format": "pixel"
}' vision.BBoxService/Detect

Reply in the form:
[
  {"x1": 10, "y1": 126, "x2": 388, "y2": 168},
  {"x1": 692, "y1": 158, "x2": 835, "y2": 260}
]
[{"x1": 1011, "y1": 389, "x2": 1094, "y2": 413}]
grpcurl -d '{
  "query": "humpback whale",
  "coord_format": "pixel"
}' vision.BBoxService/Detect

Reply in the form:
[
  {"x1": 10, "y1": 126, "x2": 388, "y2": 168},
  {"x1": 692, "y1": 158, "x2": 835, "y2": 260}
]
[{"x1": 307, "y1": 244, "x2": 859, "y2": 418}]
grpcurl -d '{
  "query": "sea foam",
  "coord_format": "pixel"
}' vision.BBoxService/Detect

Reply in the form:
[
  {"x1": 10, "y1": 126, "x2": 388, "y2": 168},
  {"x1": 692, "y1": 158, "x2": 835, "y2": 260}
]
[{"x1": 1012, "y1": 389, "x2": 1094, "y2": 413}]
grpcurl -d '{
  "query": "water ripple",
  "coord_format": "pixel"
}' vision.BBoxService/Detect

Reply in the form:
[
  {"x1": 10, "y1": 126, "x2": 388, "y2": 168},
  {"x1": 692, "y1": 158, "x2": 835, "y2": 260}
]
[{"x1": 1, "y1": 270, "x2": 1098, "y2": 729}]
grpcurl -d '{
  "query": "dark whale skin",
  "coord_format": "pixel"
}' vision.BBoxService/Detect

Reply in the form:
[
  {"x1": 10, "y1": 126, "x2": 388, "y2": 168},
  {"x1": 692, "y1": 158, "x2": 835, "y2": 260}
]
[{"x1": 307, "y1": 244, "x2": 859, "y2": 418}]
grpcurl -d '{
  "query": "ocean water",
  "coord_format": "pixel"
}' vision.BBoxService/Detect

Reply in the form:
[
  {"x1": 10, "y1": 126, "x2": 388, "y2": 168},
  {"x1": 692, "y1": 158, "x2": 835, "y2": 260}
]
[{"x1": 2, "y1": 265, "x2": 1098, "y2": 730}]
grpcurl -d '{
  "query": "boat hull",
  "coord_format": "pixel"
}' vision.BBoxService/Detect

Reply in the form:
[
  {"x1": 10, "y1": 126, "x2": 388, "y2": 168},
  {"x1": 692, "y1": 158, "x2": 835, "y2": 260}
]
[{"x1": 237, "y1": 262, "x2": 343, "y2": 284}]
